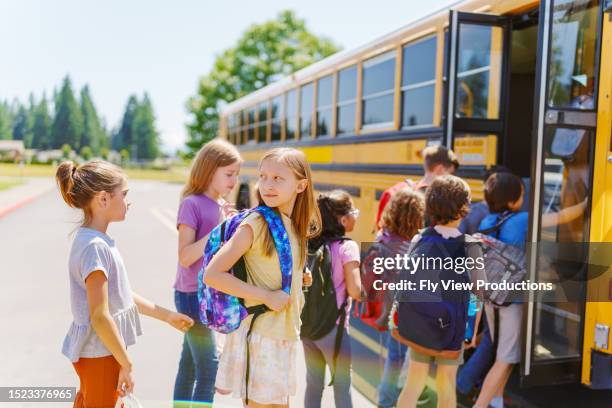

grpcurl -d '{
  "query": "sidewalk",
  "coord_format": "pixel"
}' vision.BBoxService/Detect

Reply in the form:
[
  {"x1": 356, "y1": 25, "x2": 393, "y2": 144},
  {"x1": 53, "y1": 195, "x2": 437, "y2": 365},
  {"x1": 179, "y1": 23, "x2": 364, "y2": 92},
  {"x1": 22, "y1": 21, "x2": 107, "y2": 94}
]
[{"x1": 0, "y1": 176, "x2": 56, "y2": 219}]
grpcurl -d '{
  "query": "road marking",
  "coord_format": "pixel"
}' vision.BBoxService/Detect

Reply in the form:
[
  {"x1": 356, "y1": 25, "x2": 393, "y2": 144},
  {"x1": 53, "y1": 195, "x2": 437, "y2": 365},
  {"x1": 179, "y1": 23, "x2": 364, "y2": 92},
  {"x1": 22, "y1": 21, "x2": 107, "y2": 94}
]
[
  {"x1": 150, "y1": 207, "x2": 177, "y2": 235},
  {"x1": 162, "y1": 207, "x2": 177, "y2": 221}
]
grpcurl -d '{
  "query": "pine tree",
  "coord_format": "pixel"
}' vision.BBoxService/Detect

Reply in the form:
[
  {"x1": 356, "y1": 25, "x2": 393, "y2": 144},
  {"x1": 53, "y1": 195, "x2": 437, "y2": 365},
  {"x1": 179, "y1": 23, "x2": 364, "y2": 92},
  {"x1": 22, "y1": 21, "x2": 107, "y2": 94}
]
[
  {"x1": 131, "y1": 93, "x2": 160, "y2": 160},
  {"x1": 80, "y1": 85, "x2": 105, "y2": 155},
  {"x1": 51, "y1": 76, "x2": 83, "y2": 149},
  {"x1": 0, "y1": 101, "x2": 14, "y2": 140},
  {"x1": 113, "y1": 95, "x2": 138, "y2": 152},
  {"x1": 31, "y1": 95, "x2": 52, "y2": 150}
]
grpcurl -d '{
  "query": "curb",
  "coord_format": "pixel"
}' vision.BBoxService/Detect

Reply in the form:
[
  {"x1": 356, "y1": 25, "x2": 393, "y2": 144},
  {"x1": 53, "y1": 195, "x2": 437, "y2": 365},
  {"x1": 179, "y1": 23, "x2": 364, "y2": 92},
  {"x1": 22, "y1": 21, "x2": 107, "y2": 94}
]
[{"x1": 0, "y1": 187, "x2": 54, "y2": 220}]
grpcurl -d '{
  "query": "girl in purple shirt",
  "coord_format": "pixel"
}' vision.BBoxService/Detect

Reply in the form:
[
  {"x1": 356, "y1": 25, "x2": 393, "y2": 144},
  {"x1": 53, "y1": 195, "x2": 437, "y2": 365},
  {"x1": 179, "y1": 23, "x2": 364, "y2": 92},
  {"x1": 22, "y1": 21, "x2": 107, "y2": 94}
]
[{"x1": 173, "y1": 139, "x2": 241, "y2": 407}]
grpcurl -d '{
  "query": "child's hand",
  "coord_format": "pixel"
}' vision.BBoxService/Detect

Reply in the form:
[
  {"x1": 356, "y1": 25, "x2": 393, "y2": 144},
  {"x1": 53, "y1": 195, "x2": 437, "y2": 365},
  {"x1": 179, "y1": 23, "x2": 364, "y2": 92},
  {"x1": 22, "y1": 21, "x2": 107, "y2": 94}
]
[
  {"x1": 265, "y1": 290, "x2": 290, "y2": 312},
  {"x1": 464, "y1": 337, "x2": 478, "y2": 350},
  {"x1": 117, "y1": 365, "x2": 134, "y2": 396},
  {"x1": 166, "y1": 312, "x2": 194, "y2": 333},
  {"x1": 303, "y1": 268, "x2": 313, "y2": 287},
  {"x1": 221, "y1": 201, "x2": 237, "y2": 218}
]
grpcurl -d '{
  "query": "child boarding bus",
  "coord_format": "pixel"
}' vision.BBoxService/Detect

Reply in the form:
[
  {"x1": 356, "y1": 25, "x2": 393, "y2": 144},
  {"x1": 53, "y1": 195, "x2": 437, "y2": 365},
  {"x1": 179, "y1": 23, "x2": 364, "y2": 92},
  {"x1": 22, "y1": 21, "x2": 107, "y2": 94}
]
[{"x1": 217, "y1": 0, "x2": 612, "y2": 403}]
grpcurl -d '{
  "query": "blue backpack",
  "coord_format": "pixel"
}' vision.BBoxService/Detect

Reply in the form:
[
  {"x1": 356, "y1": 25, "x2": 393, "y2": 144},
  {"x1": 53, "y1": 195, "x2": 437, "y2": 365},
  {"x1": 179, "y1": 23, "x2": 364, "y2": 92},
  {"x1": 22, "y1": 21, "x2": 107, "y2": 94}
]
[
  {"x1": 197, "y1": 205, "x2": 292, "y2": 334},
  {"x1": 392, "y1": 227, "x2": 471, "y2": 359}
]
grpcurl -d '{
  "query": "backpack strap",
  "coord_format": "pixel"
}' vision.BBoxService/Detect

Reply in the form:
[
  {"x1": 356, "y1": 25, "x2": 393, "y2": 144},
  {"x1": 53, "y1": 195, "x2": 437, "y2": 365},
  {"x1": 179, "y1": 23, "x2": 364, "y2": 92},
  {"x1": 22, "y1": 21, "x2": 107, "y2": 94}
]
[
  {"x1": 328, "y1": 299, "x2": 348, "y2": 386},
  {"x1": 477, "y1": 211, "x2": 515, "y2": 239},
  {"x1": 253, "y1": 206, "x2": 293, "y2": 293}
]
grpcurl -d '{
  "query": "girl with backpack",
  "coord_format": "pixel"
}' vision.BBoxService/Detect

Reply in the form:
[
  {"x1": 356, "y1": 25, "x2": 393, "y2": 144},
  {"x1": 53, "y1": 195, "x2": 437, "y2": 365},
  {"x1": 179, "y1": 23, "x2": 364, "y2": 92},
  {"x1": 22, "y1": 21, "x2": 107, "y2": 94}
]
[
  {"x1": 204, "y1": 147, "x2": 321, "y2": 408},
  {"x1": 56, "y1": 160, "x2": 194, "y2": 408},
  {"x1": 374, "y1": 188, "x2": 424, "y2": 408},
  {"x1": 301, "y1": 190, "x2": 362, "y2": 408},
  {"x1": 173, "y1": 139, "x2": 241, "y2": 407}
]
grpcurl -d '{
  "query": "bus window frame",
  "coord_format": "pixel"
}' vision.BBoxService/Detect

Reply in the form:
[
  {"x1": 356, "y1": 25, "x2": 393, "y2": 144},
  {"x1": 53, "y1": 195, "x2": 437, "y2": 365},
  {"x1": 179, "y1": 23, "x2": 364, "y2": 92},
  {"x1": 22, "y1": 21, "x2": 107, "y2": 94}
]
[
  {"x1": 316, "y1": 73, "x2": 334, "y2": 138},
  {"x1": 361, "y1": 50, "x2": 397, "y2": 131},
  {"x1": 400, "y1": 34, "x2": 438, "y2": 129},
  {"x1": 545, "y1": 0, "x2": 603, "y2": 113},
  {"x1": 336, "y1": 64, "x2": 359, "y2": 137}
]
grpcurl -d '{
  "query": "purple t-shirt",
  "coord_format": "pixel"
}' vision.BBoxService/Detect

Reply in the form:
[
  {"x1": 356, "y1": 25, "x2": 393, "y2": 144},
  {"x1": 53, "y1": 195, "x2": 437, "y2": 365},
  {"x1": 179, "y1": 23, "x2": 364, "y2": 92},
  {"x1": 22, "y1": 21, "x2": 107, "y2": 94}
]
[
  {"x1": 174, "y1": 194, "x2": 221, "y2": 292},
  {"x1": 329, "y1": 239, "x2": 360, "y2": 328}
]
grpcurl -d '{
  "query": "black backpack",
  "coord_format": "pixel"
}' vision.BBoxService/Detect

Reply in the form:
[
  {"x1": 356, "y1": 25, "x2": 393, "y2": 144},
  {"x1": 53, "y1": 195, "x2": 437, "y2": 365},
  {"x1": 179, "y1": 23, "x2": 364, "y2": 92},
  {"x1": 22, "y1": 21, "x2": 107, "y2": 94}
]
[{"x1": 300, "y1": 237, "x2": 350, "y2": 385}]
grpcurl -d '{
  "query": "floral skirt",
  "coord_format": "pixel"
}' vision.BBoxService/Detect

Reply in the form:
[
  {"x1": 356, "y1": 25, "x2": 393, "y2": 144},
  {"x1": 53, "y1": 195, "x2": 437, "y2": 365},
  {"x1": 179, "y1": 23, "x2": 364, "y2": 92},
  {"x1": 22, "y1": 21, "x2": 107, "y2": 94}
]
[{"x1": 215, "y1": 317, "x2": 297, "y2": 405}]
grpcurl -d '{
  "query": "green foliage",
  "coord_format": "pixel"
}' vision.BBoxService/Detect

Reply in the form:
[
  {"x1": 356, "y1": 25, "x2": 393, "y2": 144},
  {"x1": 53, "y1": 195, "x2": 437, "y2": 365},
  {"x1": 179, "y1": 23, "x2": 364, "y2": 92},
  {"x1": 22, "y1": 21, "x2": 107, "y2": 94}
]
[
  {"x1": 80, "y1": 85, "x2": 108, "y2": 155},
  {"x1": 61, "y1": 144, "x2": 72, "y2": 159},
  {"x1": 100, "y1": 146, "x2": 110, "y2": 160},
  {"x1": 0, "y1": 101, "x2": 14, "y2": 140},
  {"x1": 31, "y1": 96, "x2": 52, "y2": 150},
  {"x1": 52, "y1": 76, "x2": 84, "y2": 149},
  {"x1": 112, "y1": 94, "x2": 160, "y2": 160},
  {"x1": 80, "y1": 145, "x2": 93, "y2": 160},
  {"x1": 119, "y1": 148, "x2": 130, "y2": 163},
  {"x1": 11, "y1": 103, "x2": 34, "y2": 147},
  {"x1": 185, "y1": 10, "x2": 341, "y2": 154}
]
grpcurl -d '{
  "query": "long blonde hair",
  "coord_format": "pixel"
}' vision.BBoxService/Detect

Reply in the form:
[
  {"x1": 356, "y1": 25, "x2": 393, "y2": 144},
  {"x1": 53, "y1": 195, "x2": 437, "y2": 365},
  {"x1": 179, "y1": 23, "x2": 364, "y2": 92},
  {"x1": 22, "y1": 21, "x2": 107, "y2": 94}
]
[
  {"x1": 55, "y1": 160, "x2": 125, "y2": 225},
  {"x1": 256, "y1": 148, "x2": 322, "y2": 266},
  {"x1": 182, "y1": 138, "x2": 241, "y2": 199}
]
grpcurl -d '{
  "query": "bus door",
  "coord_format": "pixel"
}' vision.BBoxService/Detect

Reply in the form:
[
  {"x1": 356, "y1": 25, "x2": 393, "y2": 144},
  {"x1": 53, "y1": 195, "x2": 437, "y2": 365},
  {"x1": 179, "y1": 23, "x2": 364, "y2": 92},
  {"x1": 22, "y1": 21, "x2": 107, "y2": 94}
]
[
  {"x1": 444, "y1": 10, "x2": 511, "y2": 169},
  {"x1": 522, "y1": 0, "x2": 603, "y2": 387}
]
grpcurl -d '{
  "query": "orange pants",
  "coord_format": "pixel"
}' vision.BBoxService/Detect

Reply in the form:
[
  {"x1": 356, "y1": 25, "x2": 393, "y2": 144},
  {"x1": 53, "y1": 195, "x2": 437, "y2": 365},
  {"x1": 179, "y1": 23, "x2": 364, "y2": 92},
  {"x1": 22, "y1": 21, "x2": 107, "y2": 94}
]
[{"x1": 72, "y1": 355, "x2": 122, "y2": 408}]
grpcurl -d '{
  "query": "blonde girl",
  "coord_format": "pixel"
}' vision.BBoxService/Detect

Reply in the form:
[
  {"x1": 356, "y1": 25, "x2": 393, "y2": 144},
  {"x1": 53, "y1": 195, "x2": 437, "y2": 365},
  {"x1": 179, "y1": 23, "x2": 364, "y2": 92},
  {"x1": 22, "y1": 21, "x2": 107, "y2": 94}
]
[
  {"x1": 204, "y1": 147, "x2": 321, "y2": 407},
  {"x1": 56, "y1": 160, "x2": 193, "y2": 408},
  {"x1": 173, "y1": 138, "x2": 241, "y2": 407}
]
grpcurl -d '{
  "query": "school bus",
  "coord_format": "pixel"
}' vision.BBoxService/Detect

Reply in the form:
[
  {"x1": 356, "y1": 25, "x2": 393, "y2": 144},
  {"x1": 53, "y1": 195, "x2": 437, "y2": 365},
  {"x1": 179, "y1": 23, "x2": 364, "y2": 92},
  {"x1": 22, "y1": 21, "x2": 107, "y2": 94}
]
[{"x1": 218, "y1": 0, "x2": 612, "y2": 402}]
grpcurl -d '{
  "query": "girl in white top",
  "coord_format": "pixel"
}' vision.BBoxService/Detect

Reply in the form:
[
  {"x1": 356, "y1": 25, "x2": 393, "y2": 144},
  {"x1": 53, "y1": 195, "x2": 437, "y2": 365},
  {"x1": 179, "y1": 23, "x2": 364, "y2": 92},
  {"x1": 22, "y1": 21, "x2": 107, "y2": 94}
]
[{"x1": 56, "y1": 160, "x2": 193, "y2": 408}]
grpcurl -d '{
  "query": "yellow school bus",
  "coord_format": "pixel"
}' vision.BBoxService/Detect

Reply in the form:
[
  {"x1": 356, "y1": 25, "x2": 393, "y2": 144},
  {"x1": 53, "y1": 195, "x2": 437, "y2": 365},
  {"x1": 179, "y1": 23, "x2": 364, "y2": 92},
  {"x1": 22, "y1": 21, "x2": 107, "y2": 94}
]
[{"x1": 219, "y1": 0, "x2": 612, "y2": 401}]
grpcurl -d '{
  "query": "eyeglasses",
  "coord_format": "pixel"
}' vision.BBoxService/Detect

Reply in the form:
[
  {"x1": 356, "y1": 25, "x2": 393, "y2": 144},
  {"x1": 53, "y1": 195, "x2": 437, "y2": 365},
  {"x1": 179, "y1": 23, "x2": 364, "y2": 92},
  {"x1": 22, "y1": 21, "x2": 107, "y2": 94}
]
[{"x1": 348, "y1": 209, "x2": 360, "y2": 218}]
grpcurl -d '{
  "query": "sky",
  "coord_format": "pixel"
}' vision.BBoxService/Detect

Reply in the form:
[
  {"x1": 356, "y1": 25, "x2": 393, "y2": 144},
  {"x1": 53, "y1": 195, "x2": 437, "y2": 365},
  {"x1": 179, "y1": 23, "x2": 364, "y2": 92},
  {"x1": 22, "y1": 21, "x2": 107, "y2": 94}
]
[{"x1": 0, "y1": 0, "x2": 452, "y2": 154}]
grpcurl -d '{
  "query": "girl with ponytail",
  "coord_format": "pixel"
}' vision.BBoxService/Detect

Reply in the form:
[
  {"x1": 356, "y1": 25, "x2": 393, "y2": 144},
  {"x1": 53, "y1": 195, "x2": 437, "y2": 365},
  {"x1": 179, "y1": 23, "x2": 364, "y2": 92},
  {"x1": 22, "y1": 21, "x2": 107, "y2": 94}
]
[{"x1": 56, "y1": 160, "x2": 193, "y2": 408}]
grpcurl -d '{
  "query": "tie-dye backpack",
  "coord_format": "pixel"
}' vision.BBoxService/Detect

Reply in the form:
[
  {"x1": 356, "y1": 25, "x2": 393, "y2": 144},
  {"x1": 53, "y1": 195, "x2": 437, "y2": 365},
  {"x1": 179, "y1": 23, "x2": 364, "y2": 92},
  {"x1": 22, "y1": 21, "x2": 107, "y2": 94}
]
[{"x1": 197, "y1": 205, "x2": 293, "y2": 334}]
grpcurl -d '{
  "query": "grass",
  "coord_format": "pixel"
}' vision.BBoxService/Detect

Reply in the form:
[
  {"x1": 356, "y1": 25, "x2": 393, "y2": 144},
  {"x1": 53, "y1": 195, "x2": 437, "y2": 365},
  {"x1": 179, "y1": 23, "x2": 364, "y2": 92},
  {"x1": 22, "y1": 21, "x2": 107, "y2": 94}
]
[{"x1": 0, "y1": 163, "x2": 188, "y2": 183}]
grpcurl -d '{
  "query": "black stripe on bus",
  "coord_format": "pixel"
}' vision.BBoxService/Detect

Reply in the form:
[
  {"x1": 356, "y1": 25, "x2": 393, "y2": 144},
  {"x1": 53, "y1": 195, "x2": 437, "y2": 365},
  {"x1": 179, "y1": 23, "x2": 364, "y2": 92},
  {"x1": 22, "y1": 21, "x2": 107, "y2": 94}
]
[
  {"x1": 236, "y1": 127, "x2": 443, "y2": 151},
  {"x1": 313, "y1": 183, "x2": 361, "y2": 197},
  {"x1": 242, "y1": 161, "x2": 486, "y2": 180}
]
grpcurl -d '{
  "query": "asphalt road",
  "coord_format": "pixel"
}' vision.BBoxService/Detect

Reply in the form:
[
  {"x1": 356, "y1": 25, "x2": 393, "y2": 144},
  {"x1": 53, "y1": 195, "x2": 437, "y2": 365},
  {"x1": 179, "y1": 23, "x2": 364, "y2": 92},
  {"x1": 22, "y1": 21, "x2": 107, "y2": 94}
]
[{"x1": 0, "y1": 179, "x2": 373, "y2": 408}]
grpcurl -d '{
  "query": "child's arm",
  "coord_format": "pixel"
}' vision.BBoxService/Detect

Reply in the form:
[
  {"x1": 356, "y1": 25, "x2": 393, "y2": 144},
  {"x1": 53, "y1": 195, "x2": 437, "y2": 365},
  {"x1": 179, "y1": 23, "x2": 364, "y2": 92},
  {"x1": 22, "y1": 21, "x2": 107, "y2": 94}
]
[
  {"x1": 177, "y1": 224, "x2": 210, "y2": 268},
  {"x1": 467, "y1": 304, "x2": 483, "y2": 349},
  {"x1": 86, "y1": 271, "x2": 134, "y2": 395},
  {"x1": 541, "y1": 198, "x2": 587, "y2": 228},
  {"x1": 204, "y1": 224, "x2": 290, "y2": 312},
  {"x1": 132, "y1": 292, "x2": 193, "y2": 332},
  {"x1": 343, "y1": 260, "x2": 362, "y2": 300}
]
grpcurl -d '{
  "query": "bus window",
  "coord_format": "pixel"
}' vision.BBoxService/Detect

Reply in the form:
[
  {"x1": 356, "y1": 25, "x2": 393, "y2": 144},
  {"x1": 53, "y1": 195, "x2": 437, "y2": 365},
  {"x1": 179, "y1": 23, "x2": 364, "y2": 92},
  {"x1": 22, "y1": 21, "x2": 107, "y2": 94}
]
[
  {"x1": 401, "y1": 36, "x2": 437, "y2": 128},
  {"x1": 236, "y1": 111, "x2": 245, "y2": 145},
  {"x1": 548, "y1": 0, "x2": 599, "y2": 110},
  {"x1": 300, "y1": 82, "x2": 314, "y2": 138},
  {"x1": 362, "y1": 50, "x2": 396, "y2": 128},
  {"x1": 258, "y1": 101, "x2": 268, "y2": 142},
  {"x1": 271, "y1": 95, "x2": 282, "y2": 142},
  {"x1": 337, "y1": 65, "x2": 357, "y2": 136},
  {"x1": 226, "y1": 114, "x2": 234, "y2": 144},
  {"x1": 456, "y1": 24, "x2": 503, "y2": 119},
  {"x1": 285, "y1": 89, "x2": 297, "y2": 140},
  {"x1": 247, "y1": 107, "x2": 256, "y2": 143},
  {"x1": 316, "y1": 74, "x2": 333, "y2": 137}
]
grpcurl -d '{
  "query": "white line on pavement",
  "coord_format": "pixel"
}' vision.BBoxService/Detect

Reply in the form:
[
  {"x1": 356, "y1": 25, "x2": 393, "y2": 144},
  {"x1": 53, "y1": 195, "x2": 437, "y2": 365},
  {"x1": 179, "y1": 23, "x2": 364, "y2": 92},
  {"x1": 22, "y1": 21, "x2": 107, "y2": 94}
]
[{"x1": 150, "y1": 207, "x2": 177, "y2": 235}]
